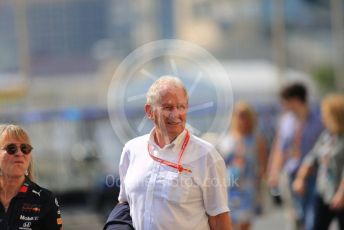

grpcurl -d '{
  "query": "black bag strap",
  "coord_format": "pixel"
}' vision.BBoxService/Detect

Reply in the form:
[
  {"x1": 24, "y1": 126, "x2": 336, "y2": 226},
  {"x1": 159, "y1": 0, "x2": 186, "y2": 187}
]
[
  {"x1": 103, "y1": 202, "x2": 134, "y2": 230},
  {"x1": 103, "y1": 219, "x2": 134, "y2": 230}
]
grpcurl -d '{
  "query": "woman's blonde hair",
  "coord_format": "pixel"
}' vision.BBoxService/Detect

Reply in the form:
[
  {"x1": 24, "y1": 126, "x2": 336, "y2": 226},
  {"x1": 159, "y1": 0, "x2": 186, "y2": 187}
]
[
  {"x1": 321, "y1": 94, "x2": 344, "y2": 134},
  {"x1": 231, "y1": 101, "x2": 257, "y2": 135},
  {"x1": 0, "y1": 124, "x2": 34, "y2": 180}
]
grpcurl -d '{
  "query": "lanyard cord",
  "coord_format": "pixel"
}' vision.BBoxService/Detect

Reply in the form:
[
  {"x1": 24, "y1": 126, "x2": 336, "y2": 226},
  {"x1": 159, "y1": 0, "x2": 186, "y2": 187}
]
[{"x1": 148, "y1": 130, "x2": 192, "y2": 173}]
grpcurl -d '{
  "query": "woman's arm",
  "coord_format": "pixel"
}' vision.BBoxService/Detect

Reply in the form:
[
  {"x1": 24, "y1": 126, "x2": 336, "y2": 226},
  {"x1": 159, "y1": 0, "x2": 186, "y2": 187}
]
[
  {"x1": 293, "y1": 133, "x2": 325, "y2": 194},
  {"x1": 267, "y1": 137, "x2": 285, "y2": 187},
  {"x1": 330, "y1": 176, "x2": 344, "y2": 210},
  {"x1": 257, "y1": 134, "x2": 268, "y2": 180},
  {"x1": 293, "y1": 164, "x2": 312, "y2": 195}
]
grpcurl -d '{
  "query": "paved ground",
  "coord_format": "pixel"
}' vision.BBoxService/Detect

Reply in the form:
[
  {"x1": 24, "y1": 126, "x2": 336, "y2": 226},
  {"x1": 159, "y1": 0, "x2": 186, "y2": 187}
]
[
  {"x1": 62, "y1": 206, "x2": 104, "y2": 230},
  {"x1": 62, "y1": 205, "x2": 289, "y2": 230},
  {"x1": 62, "y1": 205, "x2": 339, "y2": 230},
  {"x1": 254, "y1": 208, "x2": 290, "y2": 230}
]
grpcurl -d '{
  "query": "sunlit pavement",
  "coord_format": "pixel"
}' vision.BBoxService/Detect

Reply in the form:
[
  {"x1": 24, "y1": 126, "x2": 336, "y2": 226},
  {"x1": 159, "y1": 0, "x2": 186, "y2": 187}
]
[
  {"x1": 253, "y1": 207, "x2": 339, "y2": 230},
  {"x1": 254, "y1": 207, "x2": 290, "y2": 230},
  {"x1": 62, "y1": 205, "x2": 339, "y2": 230},
  {"x1": 62, "y1": 205, "x2": 290, "y2": 230},
  {"x1": 62, "y1": 206, "x2": 104, "y2": 230}
]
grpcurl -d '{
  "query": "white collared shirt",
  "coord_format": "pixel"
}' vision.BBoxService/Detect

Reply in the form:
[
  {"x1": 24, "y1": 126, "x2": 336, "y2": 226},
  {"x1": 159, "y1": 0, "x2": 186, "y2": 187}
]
[{"x1": 118, "y1": 129, "x2": 229, "y2": 230}]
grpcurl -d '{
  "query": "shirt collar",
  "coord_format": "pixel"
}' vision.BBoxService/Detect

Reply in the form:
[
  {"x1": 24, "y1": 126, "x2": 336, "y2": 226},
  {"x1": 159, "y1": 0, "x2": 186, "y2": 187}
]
[
  {"x1": 17, "y1": 176, "x2": 32, "y2": 197},
  {"x1": 148, "y1": 128, "x2": 187, "y2": 152}
]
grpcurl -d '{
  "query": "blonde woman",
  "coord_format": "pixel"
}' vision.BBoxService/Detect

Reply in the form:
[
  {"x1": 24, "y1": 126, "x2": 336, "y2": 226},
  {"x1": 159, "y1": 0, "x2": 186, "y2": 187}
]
[
  {"x1": 0, "y1": 124, "x2": 62, "y2": 229},
  {"x1": 218, "y1": 101, "x2": 267, "y2": 230},
  {"x1": 293, "y1": 94, "x2": 344, "y2": 230}
]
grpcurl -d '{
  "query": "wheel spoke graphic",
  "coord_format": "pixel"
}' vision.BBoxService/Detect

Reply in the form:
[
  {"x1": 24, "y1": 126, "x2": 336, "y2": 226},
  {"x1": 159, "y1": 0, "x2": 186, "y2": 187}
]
[
  {"x1": 170, "y1": 59, "x2": 178, "y2": 76},
  {"x1": 188, "y1": 101, "x2": 214, "y2": 113},
  {"x1": 137, "y1": 116, "x2": 148, "y2": 132},
  {"x1": 127, "y1": 93, "x2": 146, "y2": 102},
  {"x1": 186, "y1": 123, "x2": 201, "y2": 135},
  {"x1": 189, "y1": 71, "x2": 202, "y2": 96},
  {"x1": 140, "y1": 69, "x2": 158, "y2": 81}
]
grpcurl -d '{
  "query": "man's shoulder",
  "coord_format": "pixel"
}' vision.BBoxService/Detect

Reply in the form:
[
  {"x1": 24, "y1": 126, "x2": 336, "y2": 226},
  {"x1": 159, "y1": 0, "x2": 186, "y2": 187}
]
[
  {"x1": 309, "y1": 107, "x2": 323, "y2": 123},
  {"x1": 188, "y1": 134, "x2": 224, "y2": 162},
  {"x1": 190, "y1": 134, "x2": 214, "y2": 150},
  {"x1": 280, "y1": 112, "x2": 297, "y2": 127},
  {"x1": 124, "y1": 133, "x2": 150, "y2": 149},
  {"x1": 278, "y1": 113, "x2": 297, "y2": 139}
]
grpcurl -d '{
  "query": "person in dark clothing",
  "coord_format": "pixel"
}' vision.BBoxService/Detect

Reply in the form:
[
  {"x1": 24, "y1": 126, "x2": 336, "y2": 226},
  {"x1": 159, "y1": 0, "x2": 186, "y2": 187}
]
[
  {"x1": 0, "y1": 124, "x2": 62, "y2": 230},
  {"x1": 103, "y1": 202, "x2": 134, "y2": 230}
]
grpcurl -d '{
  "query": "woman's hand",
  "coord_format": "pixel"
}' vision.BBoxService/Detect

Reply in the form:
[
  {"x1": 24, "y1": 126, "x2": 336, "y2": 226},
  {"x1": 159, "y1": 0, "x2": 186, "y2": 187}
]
[
  {"x1": 267, "y1": 174, "x2": 279, "y2": 188},
  {"x1": 330, "y1": 190, "x2": 344, "y2": 210},
  {"x1": 292, "y1": 178, "x2": 305, "y2": 195}
]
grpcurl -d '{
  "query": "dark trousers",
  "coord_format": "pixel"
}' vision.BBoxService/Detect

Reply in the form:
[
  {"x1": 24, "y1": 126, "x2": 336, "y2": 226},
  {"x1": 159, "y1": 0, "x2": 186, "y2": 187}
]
[{"x1": 314, "y1": 195, "x2": 344, "y2": 230}]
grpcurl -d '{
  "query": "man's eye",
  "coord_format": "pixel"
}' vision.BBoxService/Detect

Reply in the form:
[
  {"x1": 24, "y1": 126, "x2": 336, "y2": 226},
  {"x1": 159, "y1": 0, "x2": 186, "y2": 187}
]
[
  {"x1": 177, "y1": 105, "x2": 186, "y2": 110},
  {"x1": 163, "y1": 106, "x2": 173, "y2": 111}
]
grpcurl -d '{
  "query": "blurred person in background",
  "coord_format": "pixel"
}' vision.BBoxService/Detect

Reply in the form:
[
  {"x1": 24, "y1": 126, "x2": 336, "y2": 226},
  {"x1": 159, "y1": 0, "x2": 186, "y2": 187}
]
[
  {"x1": 267, "y1": 112, "x2": 294, "y2": 207},
  {"x1": 267, "y1": 83, "x2": 323, "y2": 230},
  {"x1": 218, "y1": 101, "x2": 267, "y2": 230},
  {"x1": 0, "y1": 124, "x2": 62, "y2": 230},
  {"x1": 293, "y1": 93, "x2": 344, "y2": 230},
  {"x1": 117, "y1": 76, "x2": 232, "y2": 230}
]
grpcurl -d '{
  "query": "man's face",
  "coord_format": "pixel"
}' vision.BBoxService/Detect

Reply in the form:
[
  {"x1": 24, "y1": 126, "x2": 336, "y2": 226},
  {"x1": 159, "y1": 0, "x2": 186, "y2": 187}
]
[
  {"x1": 147, "y1": 86, "x2": 188, "y2": 140},
  {"x1": 281, "y1": 98, "x2": 297, "y2": 113}
]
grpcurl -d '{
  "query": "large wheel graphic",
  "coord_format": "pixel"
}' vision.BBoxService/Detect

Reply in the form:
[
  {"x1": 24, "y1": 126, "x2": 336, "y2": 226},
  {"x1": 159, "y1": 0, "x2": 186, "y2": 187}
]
[{"x1": 108, "y1": 39, "x2": 233, "y2": 145}]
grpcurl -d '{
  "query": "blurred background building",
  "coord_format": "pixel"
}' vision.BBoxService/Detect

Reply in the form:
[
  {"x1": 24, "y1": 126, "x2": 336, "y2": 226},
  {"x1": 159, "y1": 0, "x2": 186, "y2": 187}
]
[{"x1": 0, "y1": 0, "x2": 343, "y2": 229}]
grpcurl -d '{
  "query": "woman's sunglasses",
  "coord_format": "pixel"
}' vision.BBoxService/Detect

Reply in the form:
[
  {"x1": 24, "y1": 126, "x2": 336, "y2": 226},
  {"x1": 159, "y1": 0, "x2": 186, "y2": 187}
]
[{"x1": 1, "y1": 143, "x2": 33, "y2": 155}]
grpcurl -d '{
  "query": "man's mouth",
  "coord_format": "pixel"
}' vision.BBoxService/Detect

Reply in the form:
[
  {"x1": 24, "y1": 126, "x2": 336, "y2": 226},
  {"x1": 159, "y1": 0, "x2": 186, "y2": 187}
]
[{"x1": 167, "y1": 121, "x2": 182, "y2": 125}]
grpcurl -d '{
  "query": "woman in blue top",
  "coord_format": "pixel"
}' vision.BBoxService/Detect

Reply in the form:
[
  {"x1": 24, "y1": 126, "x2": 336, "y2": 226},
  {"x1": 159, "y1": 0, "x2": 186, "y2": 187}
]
[{"x1": 218, "y1": 101, "x2": 267, "y2": 230}]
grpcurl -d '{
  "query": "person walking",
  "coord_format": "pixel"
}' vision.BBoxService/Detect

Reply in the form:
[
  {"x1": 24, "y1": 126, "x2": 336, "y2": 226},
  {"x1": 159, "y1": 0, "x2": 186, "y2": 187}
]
[
  {"x1": 117, "y1": 76, "x2": 232, "y2": 230},
  {"x1": 267, "y1": 83, "x2": 323, "y2": 230},
  {"x1": 293, "y1": 93, "x2": 344, "y2": 230},
  {"x1": 218, "y1": 101, "x2": 267, "y2": 230}
]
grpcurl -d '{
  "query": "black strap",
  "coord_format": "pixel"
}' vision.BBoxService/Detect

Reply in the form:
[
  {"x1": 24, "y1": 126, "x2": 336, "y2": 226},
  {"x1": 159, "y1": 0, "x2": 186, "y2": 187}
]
[{"x1": 103, "y1": 219, "x2": 134, "y2": 230}]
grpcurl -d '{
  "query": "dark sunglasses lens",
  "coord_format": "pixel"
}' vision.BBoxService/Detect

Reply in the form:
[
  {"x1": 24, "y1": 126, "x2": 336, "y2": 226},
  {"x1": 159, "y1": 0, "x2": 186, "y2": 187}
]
[
  {"x1": 6, "y1": 144, "x2": 18, "y2": 155},
  {"x1": 20, "y1": 144, "x2": 32, "y2": 154}
]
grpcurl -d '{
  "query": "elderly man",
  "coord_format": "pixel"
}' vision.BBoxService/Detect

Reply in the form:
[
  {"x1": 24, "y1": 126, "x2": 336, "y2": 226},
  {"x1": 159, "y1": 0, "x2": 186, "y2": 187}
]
[{"x1": 118, "y1": 76, "x2": 232, "y2": 230}]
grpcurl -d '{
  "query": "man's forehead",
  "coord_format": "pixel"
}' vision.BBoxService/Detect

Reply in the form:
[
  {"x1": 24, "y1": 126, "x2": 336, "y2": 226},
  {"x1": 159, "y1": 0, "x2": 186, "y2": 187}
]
[
  {"x1": 160, "y1": 83, "x2": 184, "y2": 92},
  {"x1": 159, "y1": 89, "x2": 187, "y2": 102},
  {"x1": 160, "y1": 100, "x2": 187, "y2": 106}
]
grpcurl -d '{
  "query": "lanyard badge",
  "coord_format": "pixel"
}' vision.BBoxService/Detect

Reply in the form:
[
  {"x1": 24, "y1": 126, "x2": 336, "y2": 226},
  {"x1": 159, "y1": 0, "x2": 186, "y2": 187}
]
[{"x1": 148, "y1": 130, "x2": 192, "y2": 173}]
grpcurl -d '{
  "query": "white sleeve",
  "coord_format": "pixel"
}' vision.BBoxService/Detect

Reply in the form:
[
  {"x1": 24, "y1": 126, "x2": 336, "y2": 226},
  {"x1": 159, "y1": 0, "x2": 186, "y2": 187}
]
[
  {"x1": 118, "y1": 145, "x2": 130, "y2": 203},
  {"x1": 201, "y1": 150, "x2": 230, "y2": 216}
]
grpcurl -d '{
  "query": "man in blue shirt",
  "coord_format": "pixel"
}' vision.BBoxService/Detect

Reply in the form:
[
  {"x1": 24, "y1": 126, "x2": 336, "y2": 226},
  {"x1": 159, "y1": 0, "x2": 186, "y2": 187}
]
[{"x1": 268, "y1": 83, "x2": 324, "y2": 230}]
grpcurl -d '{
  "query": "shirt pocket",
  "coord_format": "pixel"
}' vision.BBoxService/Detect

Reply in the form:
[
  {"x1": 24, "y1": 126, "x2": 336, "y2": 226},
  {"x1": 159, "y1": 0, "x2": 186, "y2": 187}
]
[{"x1": 158, "y1": 171, "x2": 191, "y2": 203}]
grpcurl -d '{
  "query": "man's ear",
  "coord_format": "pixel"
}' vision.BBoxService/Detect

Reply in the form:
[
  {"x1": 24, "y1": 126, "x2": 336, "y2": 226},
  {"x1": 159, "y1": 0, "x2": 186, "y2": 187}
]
[{"x1": 144, "y1": 104, "x2": 153, "y2": 120}]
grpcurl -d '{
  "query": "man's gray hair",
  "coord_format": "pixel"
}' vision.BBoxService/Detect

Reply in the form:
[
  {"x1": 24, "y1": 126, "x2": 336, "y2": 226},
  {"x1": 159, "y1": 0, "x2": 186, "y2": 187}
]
[{"x1": 146, "y1": 75, "x2": 188, "y2": 106}]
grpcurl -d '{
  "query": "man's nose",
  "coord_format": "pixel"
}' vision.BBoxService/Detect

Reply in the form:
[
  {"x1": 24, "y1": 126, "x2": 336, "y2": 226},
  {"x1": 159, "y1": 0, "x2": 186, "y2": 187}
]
[{"x1": 169, "y1": 107, "x2": 181, "y2": 118}]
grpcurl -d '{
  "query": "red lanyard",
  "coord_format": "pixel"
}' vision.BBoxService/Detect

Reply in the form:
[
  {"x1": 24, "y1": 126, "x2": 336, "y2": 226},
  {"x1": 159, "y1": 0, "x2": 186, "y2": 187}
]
[{"x1": 148, "y1": 130, "x2": 192, "y2": 173}]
